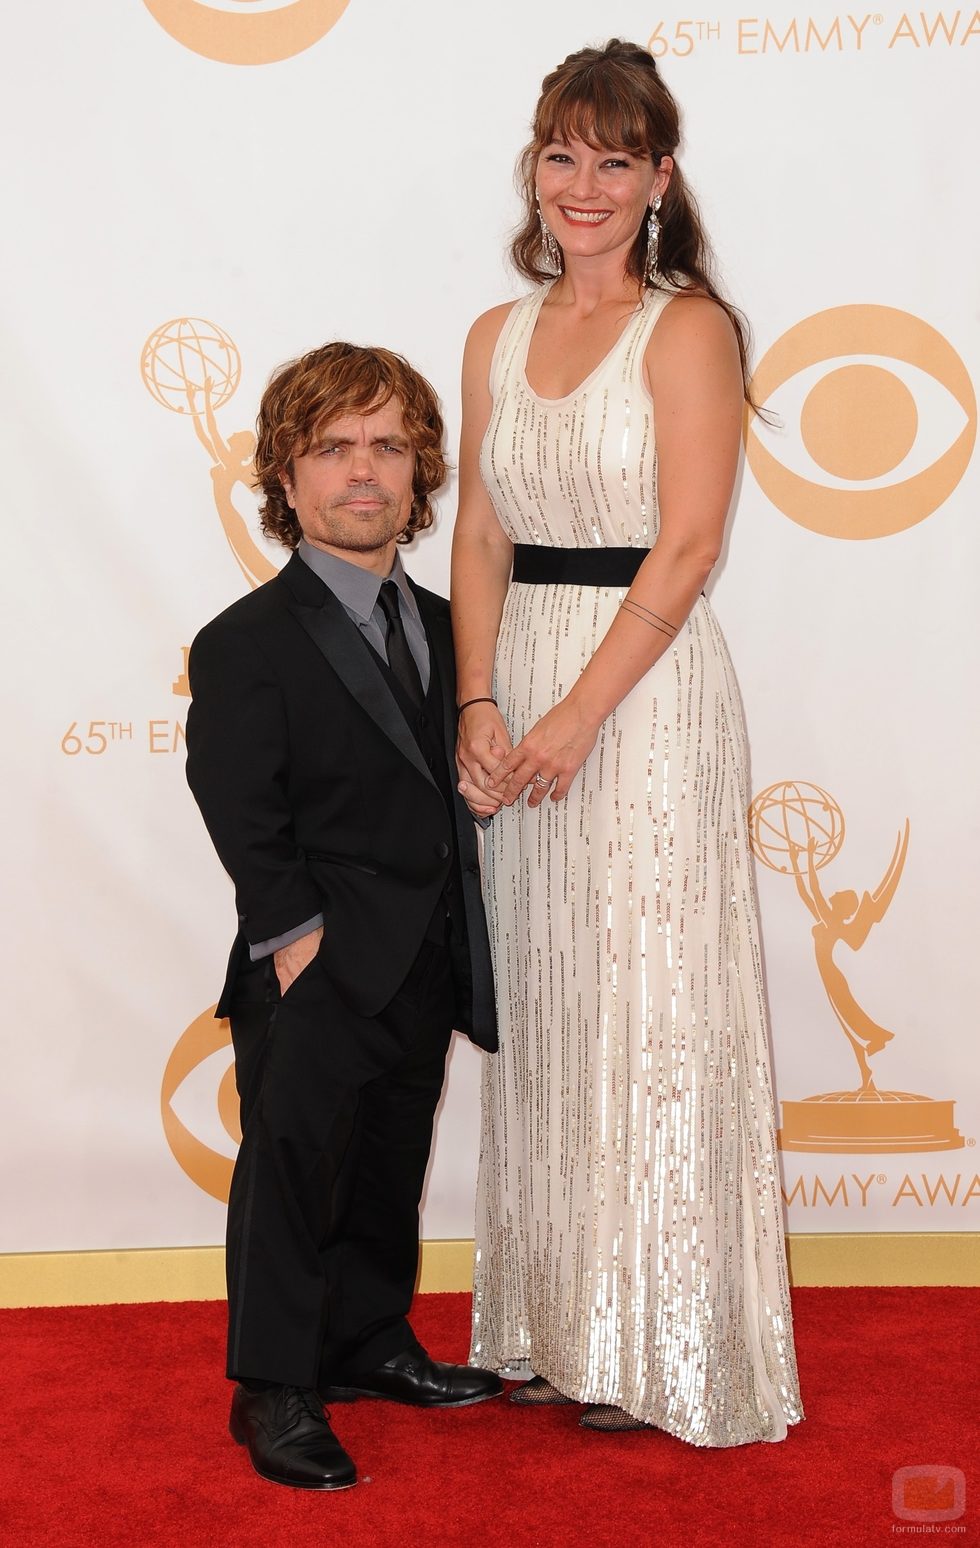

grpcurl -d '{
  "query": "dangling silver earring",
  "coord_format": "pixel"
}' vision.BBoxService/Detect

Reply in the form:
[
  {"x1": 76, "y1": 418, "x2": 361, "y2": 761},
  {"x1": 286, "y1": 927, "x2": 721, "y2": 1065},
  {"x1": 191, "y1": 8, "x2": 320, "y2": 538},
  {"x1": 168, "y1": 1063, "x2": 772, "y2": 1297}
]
[
  {"x1": 645, "y1": 195, "x2": 662, "y2": 282},
  {"x1": 536, "y1": 190, "x2": 562, "y2": 276}
]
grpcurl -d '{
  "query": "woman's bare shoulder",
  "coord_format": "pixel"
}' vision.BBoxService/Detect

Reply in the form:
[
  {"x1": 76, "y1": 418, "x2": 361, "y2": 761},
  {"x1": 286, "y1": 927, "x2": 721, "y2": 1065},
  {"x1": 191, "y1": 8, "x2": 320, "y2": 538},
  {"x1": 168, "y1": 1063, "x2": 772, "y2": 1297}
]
[
  {"x1": 647, "y1": 290, "x2": 742, "y2": 379},
  {"x1": 465, "y1": 298, "x2": 523, "y2": 354},
  {"x1": 658, "y1": 289, "x2": 736, "y2": 338}
]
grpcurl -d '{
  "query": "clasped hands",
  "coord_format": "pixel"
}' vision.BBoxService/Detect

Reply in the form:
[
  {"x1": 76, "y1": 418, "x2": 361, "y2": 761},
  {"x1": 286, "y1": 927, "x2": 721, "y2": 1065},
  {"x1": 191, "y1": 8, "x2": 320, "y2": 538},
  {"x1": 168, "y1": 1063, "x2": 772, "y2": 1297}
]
[{"x1": 456, "y1": 698, "x2": 599, "y2": 816}]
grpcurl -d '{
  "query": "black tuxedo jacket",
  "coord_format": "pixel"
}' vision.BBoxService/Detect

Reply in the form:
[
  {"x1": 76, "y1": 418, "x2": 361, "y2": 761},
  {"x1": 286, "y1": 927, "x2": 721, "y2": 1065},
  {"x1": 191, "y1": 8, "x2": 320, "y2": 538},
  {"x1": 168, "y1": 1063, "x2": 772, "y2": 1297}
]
[{"x1": 185, "y1": 552, "x2": 497, "y2": 1051}]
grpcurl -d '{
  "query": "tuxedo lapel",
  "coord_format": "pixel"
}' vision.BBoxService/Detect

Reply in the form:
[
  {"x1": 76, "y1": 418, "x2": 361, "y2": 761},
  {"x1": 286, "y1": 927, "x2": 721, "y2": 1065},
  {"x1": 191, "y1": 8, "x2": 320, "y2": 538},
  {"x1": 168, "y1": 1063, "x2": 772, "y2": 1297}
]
[{"x1": 278, "y1": 555, "x2": 437, "y2": 790}]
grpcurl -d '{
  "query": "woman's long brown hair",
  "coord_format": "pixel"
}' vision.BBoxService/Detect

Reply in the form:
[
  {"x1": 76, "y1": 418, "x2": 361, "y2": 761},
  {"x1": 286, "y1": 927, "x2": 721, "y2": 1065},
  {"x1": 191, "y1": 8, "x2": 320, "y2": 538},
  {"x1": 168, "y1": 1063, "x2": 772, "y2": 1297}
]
[{"x1": 511, "y1": 38, "x2": 755, "y2": 402}]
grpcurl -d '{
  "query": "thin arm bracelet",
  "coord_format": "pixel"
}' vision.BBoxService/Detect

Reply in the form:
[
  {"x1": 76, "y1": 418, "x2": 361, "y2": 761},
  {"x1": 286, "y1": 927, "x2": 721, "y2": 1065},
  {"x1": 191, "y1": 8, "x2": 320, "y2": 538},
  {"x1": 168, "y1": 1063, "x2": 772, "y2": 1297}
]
[
  {"x1": 620, "y1": 599, "x2": 677, "y2": 637},
  {"x1": 623, "y1": 597, "x2": 677, "y2": 631},
  {"x1": 457, "y1": 696, "x2": 498, "y2": 716}
]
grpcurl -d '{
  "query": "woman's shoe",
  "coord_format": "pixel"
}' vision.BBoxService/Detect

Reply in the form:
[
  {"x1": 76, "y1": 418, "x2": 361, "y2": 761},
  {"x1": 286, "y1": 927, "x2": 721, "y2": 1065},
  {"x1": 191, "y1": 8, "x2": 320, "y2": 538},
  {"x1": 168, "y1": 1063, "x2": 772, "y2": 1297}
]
[
  {"x1": 579, "y1": 1403, "x2": 647, "y2": 1432},
  {"x1": 508, "y1": 1374, "x2": 576, "y2": 1406}
]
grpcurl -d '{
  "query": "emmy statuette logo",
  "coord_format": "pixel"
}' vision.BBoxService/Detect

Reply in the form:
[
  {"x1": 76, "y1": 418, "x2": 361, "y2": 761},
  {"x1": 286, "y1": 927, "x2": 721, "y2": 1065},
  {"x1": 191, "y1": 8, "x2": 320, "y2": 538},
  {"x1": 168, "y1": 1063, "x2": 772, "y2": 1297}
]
[
  {"x1": 141, "y1": 0, "x2": 351, "y2": 66},
  {"x1": 748, "y1": 781, "x2": 963, "y2": 1154},
  {"x1": 143, "y1": 318, "x2": 278, "y2": 1197},
  {"x1": 746, "y1": 306, "x2": 976, "y2": 539},
  {"x1": 141, "y1": 316, "x2": 277, "y2": 594}
]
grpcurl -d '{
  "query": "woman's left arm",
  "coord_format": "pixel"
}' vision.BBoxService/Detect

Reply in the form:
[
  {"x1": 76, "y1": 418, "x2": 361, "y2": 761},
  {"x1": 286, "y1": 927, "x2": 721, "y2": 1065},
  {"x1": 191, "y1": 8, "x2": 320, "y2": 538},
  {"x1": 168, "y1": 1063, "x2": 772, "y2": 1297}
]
[{"x1": 488, "y1": 294, "x2": 744, "y2": 808}]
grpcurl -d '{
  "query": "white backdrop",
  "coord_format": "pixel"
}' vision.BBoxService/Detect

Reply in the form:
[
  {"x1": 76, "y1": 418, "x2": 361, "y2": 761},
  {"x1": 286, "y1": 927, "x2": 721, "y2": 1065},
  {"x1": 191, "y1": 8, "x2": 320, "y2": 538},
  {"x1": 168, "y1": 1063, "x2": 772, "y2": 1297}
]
[{"x1": 2, "y1": 1, "x2": 978, "y2": 1254}]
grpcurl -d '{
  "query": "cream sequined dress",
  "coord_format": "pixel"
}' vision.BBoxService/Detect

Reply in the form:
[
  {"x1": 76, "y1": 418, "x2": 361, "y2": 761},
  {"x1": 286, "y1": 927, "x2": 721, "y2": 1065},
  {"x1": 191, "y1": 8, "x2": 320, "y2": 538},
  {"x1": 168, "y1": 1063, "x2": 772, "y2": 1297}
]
[{"x1": 469, "y1": 284, "x2": 803, "y2": 1447}]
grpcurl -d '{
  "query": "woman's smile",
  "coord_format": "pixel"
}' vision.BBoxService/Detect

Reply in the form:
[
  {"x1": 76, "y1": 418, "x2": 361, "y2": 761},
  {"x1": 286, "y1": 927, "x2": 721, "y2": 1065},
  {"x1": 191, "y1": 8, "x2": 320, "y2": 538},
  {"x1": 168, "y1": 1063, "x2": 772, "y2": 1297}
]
[{"x1": 558, "y1": 206, "x2": 613, "y2": 225}]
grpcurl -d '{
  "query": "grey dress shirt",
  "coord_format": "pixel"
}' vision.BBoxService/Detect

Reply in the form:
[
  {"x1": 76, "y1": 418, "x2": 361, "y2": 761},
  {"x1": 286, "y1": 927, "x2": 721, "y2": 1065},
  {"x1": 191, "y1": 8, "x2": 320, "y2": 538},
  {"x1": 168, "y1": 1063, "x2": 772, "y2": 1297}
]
[{"x1": 249, "y1": 541, "x2": 431, "y2": 961}]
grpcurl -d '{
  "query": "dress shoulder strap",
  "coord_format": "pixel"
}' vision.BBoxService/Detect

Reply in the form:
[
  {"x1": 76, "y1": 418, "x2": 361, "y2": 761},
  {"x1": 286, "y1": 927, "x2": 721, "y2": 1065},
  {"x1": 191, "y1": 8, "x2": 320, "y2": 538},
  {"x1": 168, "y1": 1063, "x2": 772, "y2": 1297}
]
[
  {"x1": 617, "y1": 286, "x2": 685, "y2": 390},
  {"x1": 487, "y1": 290, "x2": 543, "y2": 400}
]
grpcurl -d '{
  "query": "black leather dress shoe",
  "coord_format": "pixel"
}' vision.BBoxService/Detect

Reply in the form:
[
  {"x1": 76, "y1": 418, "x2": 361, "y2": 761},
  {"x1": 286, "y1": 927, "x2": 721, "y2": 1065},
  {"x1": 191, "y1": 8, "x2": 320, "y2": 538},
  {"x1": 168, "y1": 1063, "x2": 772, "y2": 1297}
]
[
  {"x1": 229, "y1": 1384, "x2": 357, "y2": 1490},
  {"x1": 321, "y1": 1350, "x2": 503, "y2": 1408}
]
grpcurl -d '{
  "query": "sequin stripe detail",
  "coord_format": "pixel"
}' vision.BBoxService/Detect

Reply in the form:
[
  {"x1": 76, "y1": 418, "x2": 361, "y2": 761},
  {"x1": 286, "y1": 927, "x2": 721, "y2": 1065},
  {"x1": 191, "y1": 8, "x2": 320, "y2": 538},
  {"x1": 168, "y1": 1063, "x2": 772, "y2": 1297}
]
[
  {"x1": 471, "y1": 273, "x2": 803, "y2": 1443},
  {"x1": 472, "y1": 584, "x2": 802, "y2": 1444},
  {"x1": 480, "y1": 289, "x2": 674, "y2": 551}
]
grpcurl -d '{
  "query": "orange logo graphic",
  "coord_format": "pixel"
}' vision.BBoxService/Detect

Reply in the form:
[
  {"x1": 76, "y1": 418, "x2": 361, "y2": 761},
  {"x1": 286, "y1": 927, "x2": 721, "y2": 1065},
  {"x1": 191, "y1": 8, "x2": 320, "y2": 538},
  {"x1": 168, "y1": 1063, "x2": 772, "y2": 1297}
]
[
  {"x1": 892, "y1": 1465, "x2": 966, "y2": 1524},
  {"x1": 749, "y1": 781, "x2": 964, "y2": 1153},
  {"x1": 172, "y1": 646, "x2": 191, "y2": 699},
  {"x1": 161, "y1": 1008, "x2": 238, "y2": 1202},
  {"x1": 141, "y1": 317, "x2": 277, "y2": 590},
  {"x1": 746, "y1": 306, "x2": 976, "y2": 539},
  {"x1": 145, "y1": 320, "x2": 277, "y2": 1196},
  {"x1": 141, "y1": 0, "x2": 351, "y2": 66}
]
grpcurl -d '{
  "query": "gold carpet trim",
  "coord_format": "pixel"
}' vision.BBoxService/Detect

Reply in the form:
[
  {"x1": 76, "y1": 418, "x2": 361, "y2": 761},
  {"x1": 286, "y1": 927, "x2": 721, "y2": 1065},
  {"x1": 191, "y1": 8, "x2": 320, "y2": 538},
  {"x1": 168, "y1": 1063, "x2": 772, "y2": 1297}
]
[{"x1": 0, "y1": 1235, "x2": 975, "y2": 1308}]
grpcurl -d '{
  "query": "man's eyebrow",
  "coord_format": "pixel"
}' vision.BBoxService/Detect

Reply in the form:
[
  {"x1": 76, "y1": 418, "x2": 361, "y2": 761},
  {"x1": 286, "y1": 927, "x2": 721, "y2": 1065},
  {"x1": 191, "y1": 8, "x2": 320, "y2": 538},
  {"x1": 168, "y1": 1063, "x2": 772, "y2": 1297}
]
[{"x1": 309, "y1": 433, "x2": 411, "y2": 448}]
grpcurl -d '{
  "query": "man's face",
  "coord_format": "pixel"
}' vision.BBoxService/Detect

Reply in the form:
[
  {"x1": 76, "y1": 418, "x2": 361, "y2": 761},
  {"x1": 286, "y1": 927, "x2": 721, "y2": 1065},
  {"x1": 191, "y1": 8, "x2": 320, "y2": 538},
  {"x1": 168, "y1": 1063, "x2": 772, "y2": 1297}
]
[{"x1": 279, "y1": 399, "x2": 416, "y2": 565}]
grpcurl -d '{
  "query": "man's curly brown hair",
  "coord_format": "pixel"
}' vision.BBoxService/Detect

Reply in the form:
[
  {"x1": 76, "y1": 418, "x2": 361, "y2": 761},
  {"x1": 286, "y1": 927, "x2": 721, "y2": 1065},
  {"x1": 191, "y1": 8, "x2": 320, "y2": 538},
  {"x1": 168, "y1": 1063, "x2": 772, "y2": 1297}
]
[{"x1": 253, "y1": 341, "x2": 447, "y2": 549}]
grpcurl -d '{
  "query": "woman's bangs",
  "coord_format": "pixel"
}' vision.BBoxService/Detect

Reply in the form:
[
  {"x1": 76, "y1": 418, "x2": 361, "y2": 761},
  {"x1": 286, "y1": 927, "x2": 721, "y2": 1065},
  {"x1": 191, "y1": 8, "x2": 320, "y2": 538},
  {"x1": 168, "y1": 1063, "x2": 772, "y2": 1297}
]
[{"x1": 537, "y1": 74, "x2": 648, "y2": 156}]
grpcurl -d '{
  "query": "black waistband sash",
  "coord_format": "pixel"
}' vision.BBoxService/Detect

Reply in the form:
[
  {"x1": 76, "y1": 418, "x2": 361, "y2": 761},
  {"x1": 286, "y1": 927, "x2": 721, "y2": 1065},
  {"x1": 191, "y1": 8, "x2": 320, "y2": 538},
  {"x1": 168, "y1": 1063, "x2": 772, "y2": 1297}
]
[{"x1": 511, "y1": 544, "x2": 649, "y2": 586}]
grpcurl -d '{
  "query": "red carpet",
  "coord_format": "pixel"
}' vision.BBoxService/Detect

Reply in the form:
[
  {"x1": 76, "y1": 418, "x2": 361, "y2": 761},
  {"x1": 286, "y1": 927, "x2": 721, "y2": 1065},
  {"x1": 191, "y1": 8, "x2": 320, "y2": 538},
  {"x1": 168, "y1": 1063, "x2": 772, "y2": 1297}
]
[{"x1": 0, "y1": 1289, "x2": 974, "y2": 1547}]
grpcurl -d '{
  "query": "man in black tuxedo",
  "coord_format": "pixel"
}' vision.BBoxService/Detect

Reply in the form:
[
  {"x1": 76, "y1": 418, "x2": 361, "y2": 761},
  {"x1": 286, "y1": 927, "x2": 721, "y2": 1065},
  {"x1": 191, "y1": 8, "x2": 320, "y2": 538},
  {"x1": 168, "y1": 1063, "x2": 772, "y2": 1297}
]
[{"x1": 185, "y1": 342, "x2": 502, "y2": 1491}]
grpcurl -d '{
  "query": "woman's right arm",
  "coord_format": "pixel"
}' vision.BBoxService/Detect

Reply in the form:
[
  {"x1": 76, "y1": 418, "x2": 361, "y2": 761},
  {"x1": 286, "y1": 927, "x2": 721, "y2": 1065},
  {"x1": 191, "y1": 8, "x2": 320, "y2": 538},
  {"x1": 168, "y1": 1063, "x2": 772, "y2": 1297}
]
[{"x1": 450, "y1": 305, "x2": 516, "y2": 816}]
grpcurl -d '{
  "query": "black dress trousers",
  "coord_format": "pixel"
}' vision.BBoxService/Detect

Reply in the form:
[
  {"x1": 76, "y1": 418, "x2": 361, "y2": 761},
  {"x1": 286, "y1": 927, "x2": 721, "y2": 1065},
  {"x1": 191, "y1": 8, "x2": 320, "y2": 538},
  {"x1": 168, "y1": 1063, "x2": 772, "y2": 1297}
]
[{"x1": 225, "y1": 932, "x2": 455, "y2": 1388}]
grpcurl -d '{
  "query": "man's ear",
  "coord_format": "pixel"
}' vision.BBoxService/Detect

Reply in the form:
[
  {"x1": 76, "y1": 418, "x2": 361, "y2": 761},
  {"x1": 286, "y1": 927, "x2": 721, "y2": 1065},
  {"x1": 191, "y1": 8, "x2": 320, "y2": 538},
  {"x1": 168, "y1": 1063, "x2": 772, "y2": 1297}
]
[{"x1": 278, "y1": 466, "x2": 295, "y2": 508}]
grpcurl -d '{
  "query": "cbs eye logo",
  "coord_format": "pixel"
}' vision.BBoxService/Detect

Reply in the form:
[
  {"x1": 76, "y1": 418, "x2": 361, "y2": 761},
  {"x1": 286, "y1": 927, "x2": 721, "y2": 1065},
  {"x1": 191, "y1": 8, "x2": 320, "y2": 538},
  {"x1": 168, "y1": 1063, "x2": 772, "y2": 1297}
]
[
  {"x1": 745, "y1": 306, "x2": 976, "y2": 540},
  {"x1": 161, "y1": 1008, "x2": 238, "y2": 1202},
  {"x1": 141, "y1": 0, "x2": 351, "y2": 66}
]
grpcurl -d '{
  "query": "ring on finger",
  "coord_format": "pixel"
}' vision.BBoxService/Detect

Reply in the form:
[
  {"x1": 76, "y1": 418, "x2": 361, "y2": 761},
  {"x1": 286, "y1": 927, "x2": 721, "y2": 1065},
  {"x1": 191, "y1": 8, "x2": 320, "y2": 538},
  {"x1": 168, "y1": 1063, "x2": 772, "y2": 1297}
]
[{"x1": 532, "y1": 772, "x2": 550, "y2": 788}]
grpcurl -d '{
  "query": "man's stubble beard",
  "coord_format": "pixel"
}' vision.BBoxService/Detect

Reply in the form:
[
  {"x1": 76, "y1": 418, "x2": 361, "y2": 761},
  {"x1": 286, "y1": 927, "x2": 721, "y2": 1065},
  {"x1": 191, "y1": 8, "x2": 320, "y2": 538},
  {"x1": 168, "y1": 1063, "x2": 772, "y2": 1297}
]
[{"x1": 316, "y1": 490, "x2": 409, "y2": 554}]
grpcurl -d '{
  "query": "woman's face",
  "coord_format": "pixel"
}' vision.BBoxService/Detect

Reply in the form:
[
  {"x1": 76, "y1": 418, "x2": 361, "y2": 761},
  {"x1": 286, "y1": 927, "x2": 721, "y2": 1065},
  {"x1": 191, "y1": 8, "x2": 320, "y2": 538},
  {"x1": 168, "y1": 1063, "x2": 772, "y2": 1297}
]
[{"x1": 535, "y1": 134, "x2": 672, "y2": 267}]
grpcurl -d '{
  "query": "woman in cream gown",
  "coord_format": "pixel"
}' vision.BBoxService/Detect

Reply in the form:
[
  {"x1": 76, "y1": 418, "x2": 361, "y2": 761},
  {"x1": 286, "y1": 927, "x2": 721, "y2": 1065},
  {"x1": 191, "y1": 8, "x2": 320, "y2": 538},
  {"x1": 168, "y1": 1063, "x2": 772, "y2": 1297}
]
[{"x1": 451, "y1": 39, "x2": 802, "y2": 1445}]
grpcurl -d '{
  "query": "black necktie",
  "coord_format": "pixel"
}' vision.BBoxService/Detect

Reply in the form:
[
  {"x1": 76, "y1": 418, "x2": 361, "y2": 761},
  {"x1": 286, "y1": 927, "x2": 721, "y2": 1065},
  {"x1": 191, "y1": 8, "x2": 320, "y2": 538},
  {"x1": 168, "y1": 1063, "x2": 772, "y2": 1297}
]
[{"x1": 377, "y1": 580, "x2": 424, "y2": 709}]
